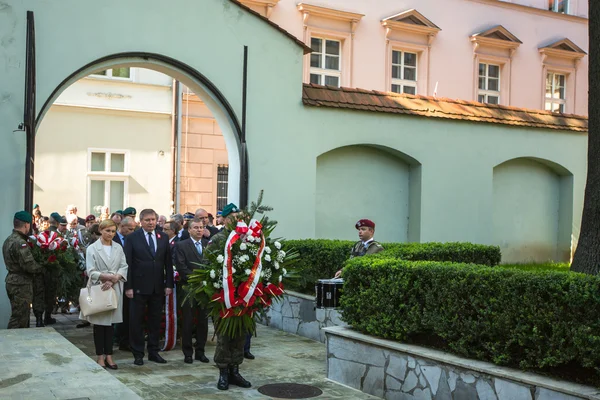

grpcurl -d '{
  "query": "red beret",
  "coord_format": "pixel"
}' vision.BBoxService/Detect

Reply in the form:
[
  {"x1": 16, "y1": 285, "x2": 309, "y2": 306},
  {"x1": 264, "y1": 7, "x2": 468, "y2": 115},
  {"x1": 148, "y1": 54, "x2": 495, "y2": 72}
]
[
  {"x1": 85, "y1": 214, "x2": 96, "y2": 222},
  {"x1": 355, "y1": 219, "x2": 375, "y2": 229}
]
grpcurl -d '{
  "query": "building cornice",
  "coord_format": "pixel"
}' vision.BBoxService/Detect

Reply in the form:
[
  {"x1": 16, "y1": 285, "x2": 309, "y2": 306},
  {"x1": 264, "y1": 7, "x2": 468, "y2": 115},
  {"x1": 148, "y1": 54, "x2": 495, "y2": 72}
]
[
  {"x1": 237, "y1": 0, "x2": 280, "y2": 18},
  {"x1": 465, "y1": 0, "x2": 587, "y2": 24},
  {"x1": 297, "y1": 3, "x2": 364, "y2": 28}
]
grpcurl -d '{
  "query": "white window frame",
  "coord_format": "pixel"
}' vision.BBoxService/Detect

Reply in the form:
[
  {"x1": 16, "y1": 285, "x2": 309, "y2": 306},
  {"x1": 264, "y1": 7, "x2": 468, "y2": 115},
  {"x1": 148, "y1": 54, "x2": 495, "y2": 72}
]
[
  {"x1": 391, "y1": 49, "x2": 418, "y2": 95},
  {"x1": 309, "y1": 36, "x2": 342, "y2": 87},
  {"x1": 545, "y1": 72, "x2": 567, "y2": 113},
  {"x1": 87, "y1": 148, "x2": 130, "y2": 215},
  {"x1": 477, "y1": 62, "x2": 501, "y2": 105},
  {"x1": 89, "y1": 67, "x2": 134, "y2": 81},
  {"x1": 548, "y1": 0, "x2": 569, "y2": 14}
]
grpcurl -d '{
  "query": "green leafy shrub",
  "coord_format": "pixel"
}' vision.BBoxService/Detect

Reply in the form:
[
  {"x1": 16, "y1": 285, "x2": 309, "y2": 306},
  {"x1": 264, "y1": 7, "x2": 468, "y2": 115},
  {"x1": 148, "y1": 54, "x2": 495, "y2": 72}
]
[
  {"x1": 341, "y1": 257, "x2": 600, "y2": 383},
  {"x1": 283, "y1": 239, "x2": 501, "y2": 294}
]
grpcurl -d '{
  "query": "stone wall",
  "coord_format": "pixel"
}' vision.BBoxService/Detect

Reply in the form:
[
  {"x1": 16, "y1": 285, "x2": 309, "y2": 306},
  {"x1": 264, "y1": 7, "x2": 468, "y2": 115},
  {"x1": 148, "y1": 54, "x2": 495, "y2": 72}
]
[
  {"x1": 324, "y1": 326, "x2": 599, "y2": 400},
  {"x1": 261, "y1": 291, "x2": 347, "y2": 343}
]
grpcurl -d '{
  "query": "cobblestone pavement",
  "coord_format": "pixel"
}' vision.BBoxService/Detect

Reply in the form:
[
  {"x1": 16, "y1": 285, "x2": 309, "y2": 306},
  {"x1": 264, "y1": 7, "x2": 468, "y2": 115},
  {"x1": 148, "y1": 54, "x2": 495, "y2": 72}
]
[{"x1": 29, "y1": 312, "x2": 376, "y2": 399}]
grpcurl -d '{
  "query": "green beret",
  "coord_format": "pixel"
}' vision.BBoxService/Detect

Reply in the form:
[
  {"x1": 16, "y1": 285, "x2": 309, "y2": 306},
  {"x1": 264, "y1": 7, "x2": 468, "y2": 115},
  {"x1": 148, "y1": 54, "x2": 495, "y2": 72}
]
[
  {"x1": 50, "y1": 212, "x2": 62, "y2": 222},
  {"x1": 222, "y1": 203, "x2": 240, "y2": 218},
  {"x1": 123, "y1": 207, "x2": 136, "y2": 216},
  {"x1": 33, "y1": 204, "x2": 39, "y2": 209},
  {"x1": 14, "y1": 211, "x2": 32, "y2": 223},
  {"x1": 115, "y1": 210, "x2": 123, "y2": 215},
  {"x1": 59, "y1": 215, "x2": 67, "y2": 225}
]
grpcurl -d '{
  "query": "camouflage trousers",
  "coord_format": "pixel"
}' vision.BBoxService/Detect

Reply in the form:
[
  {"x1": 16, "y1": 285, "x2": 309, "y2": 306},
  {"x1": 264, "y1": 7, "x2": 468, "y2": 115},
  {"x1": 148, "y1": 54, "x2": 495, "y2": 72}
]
[
  {"x1": 32, "y1": 270, "x2": 58, "y2": 315},
  {"x1": 6, "y1": 282, "x2": 32, "y2": 329},
  {"x1": 214, "y1": 333, "x2": 246, "y2": 368}
]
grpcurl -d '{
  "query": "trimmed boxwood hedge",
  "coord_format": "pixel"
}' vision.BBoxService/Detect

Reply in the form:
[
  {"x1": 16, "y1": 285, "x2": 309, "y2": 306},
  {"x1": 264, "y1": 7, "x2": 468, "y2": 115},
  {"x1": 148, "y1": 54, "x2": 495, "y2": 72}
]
[
  {"x1": 340, "y1": 256, "x2": 600, "y2": 383},
  {"x1": 283, "y1": 239, "x2": 501, "y2": 294}
]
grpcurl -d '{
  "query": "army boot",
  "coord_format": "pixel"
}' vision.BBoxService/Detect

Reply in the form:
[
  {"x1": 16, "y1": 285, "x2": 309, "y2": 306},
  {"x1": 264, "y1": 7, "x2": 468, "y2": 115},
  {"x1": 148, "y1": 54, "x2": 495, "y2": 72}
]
[
  {"x1": 217, "y1": 368, "x2": 229, "y2": 390},
  {"x1": 228, "y1": 365, "x2": 251, "y2": 388},
  {"x1": 35, "y1": 313, "x2": 45, "y2": 328},
  {"x1": 44, "y1": 312, "x2": 56, "y2": 325}
]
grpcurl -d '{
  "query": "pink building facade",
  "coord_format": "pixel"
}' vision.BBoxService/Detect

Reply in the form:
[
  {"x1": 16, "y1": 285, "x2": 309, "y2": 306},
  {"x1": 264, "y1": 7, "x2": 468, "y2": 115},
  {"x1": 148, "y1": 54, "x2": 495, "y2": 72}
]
[{"x1": 240, "y1": 0, "x2": 589, "y2": 115}]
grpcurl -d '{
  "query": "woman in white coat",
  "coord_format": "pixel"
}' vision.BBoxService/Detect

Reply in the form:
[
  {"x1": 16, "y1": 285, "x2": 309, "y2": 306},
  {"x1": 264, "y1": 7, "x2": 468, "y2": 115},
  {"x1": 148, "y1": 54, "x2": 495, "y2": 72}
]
[{"x1": 83, "y1": 219, "x2": 128, "y2": 369}]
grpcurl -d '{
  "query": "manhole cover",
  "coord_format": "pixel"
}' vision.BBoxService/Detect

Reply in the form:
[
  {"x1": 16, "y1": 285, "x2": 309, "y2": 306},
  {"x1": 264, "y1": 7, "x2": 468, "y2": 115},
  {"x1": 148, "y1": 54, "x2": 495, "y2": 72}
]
[{"x1": 258, "y1": 383, "x2": 323, "y2": 399}]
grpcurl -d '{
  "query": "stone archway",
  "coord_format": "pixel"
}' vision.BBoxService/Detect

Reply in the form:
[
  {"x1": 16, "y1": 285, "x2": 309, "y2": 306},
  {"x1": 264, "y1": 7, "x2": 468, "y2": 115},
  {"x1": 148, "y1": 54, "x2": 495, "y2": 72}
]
[{"x1": 34, "y1": 53, "x2": 244, "y2": 209}]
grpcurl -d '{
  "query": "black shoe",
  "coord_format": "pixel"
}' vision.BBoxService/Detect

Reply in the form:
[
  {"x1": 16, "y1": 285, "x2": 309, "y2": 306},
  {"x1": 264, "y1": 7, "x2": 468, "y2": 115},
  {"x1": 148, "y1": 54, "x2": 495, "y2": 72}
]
[
  {"x1": 35, "y1": 315, "x2": 45, "y2": 328},
  {"x1": 148, "y1": 353, "x2": 167, "y2": 364},
  {"x1": 217, "y1": 368, "x2": 229, "y2": 390},
  {"x1": 134, "y1": 358, "x2": 144, "y2": 366},
  {"x1": 184, "y1": 356, "x2": 193, "y2": 364},
  {"x1": 195, "y1": 353, "x2": 210, "y2": 363},
  {"x1": 244, "y1": 351, "x2": 255, "y2": 360},
  {"x1": 76, "y1": 321, "x2": 91, "y2": 329},
  {"x1": 228, "y1": 365, "x2": 251, "y2": 388},
  {"x1": 106, "y1": 363, "x2": 118, "y2": 370}
]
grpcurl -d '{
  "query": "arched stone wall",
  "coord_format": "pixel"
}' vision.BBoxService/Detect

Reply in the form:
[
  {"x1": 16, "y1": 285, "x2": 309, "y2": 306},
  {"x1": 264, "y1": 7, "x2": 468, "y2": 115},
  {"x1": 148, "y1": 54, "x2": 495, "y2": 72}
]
[
  {"x1": 492, "y1": 158, "x2": 573, "y2": 263},
  {"x1": 315, "y1": 145, "x2": 421, "y2": 243}
]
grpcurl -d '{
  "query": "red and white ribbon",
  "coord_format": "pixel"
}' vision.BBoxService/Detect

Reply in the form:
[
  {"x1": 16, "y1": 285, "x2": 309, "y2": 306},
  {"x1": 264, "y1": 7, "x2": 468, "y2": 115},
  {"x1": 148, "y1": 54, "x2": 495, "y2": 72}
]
[
  {"x1": 162, "y1": 282, "x2": 177, "y2": 351},
  {"x1": 222, "y1": 223, "x2": 248, "y2": 309}
]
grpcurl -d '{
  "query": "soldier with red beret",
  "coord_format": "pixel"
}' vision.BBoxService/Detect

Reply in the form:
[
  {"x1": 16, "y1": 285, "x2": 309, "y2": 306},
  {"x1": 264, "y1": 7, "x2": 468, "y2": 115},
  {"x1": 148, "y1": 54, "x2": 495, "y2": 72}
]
[{"x1": 334, "y1": 219, "x2": 384, "y2": 278}]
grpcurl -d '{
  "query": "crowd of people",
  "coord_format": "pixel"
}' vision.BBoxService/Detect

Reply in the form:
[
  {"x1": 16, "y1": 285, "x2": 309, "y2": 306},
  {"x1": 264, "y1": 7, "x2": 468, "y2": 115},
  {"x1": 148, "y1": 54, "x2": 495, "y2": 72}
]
[
  {"x1": 3, "y1": 203, "x2": 256, "y2": 390},
  {"x1": 4, "y1": 202, "x2": 384, "y2": 391}
]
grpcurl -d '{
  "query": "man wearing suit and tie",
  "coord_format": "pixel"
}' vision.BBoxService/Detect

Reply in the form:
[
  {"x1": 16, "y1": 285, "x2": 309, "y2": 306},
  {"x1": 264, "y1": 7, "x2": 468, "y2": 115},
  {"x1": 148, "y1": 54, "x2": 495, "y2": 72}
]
[
  {"x1": 175, "y1": 217, "x2": 210, "y2": 364},
  {"x1": 124, "y1": 209, "x2": 174, "y2": 366}
]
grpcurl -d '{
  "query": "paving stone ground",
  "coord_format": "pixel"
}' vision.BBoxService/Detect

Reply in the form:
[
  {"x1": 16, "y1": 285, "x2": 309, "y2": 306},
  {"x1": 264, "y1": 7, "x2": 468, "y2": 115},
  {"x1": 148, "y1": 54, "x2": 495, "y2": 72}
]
[{"x1": 3, "y1": 312, "x2": 377, "y2": 399}]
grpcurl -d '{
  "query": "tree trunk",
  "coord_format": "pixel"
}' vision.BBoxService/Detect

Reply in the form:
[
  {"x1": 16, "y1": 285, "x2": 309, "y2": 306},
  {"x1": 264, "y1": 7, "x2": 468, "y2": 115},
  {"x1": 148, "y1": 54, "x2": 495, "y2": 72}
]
[{"x1": 571, "y1": 0, "x2": 600, "y2": 274}]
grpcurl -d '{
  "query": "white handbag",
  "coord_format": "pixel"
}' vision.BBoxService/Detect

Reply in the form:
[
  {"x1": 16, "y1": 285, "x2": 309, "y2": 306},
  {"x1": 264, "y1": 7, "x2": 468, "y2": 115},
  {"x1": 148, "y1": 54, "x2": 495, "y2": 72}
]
[{"x1": 79, "y1": 276, "x2": 118, "y2": 317}]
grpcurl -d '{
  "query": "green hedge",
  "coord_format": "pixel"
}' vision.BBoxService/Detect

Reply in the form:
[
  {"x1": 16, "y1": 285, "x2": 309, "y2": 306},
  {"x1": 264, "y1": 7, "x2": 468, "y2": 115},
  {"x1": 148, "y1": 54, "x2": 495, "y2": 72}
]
[
  {"x1": 341, "y1": 257, "x2": 600, "y2": 382},
  {"x1": 283, "y1": 239, "x2": 501, "y2": 294}
]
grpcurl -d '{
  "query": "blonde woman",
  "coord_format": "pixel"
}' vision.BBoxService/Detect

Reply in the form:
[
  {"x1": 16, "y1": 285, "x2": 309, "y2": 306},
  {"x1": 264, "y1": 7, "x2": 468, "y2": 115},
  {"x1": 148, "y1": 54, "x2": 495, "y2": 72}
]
[
  {"x1": 99, "y1": 206, "x2": 110, "y2": 222},
  {"x1": 82, "y1": 219, "x2": 128, "y2": 369}
]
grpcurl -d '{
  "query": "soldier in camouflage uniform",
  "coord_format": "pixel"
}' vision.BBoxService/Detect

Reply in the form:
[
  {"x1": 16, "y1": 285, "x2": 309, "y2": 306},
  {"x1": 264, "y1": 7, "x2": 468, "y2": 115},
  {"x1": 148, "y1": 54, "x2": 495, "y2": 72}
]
[
  {"x1": 335, "y1": 219, "x2": 384, "y2": 278},
  {"x1": 32, "y1": 212, "x2": 62, "y2": 326},
  {"x1": 2, "y1": 211, "x2": 42, "y2": 329},
  {"x1": 209, "y1": 203, "x2": 252, "y2": 391}
]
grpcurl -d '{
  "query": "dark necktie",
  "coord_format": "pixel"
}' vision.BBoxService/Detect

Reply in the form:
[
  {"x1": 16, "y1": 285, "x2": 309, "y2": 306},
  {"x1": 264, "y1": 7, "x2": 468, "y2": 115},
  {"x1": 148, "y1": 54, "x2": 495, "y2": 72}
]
[{"x1": 148, "y1": 232, "x2": 156, "y2": 256}]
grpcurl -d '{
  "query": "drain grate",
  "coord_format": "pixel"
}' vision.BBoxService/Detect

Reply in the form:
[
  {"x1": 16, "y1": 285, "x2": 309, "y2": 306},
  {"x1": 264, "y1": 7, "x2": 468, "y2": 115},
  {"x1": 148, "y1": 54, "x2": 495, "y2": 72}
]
[{"x1": 258, "y1": 383, "x2": 323, "y2": 399}]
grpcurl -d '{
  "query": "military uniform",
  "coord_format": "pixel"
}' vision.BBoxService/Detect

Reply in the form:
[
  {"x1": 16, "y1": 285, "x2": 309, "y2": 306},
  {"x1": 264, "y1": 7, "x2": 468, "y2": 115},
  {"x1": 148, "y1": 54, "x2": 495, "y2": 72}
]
[
  {"x1": 208, "y1": 203, "x2": 252, "y2": 391},
  {"x1": 350, "y1": 239, "x2": 384, "y2": 258},
  {"x1": 2, "y1": 214, "x2": 42, "y2": 328}
]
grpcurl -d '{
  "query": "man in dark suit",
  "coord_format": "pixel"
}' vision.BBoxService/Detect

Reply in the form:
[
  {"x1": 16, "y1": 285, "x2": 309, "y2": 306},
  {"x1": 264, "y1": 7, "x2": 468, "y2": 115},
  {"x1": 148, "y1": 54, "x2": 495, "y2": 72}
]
[
  {"x1": 124, "y1": 209, "x2": 174, "y2": 366},
  {"x1": 174, "y1": 217, "x2": 210, "y2": 364},
  {"x1": 112, "y1": 216, "x2": 136, "y2": 350}
]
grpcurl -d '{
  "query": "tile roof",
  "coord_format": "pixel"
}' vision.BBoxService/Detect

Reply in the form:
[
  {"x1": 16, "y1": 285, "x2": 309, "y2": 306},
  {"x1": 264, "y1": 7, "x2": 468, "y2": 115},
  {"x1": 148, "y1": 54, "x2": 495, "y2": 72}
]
[
  {"x1": 229, "y1": 0, "x2": 312, "y2": 54},
  {"x1": 302, "y1": 84, "x2": 588, "y2": 133}
]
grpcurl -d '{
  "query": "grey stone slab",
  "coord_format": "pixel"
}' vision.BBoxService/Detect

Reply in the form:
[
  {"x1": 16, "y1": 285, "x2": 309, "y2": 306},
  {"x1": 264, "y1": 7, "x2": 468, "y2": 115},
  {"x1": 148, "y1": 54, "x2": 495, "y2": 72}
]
[
  {"x1": 329, "y1": 336, "x2": 386, "y2": 367},
  {"x1": 419, "y1": 372, "x2": 428, "y2": 388},
  {"x1": 495, "y1": 378, "x2": 532, "y2": 400},
  {"x1": 536, "y1": 388, "x2": 582, "y2": 400},
  {"x1": 297, "y1": 320, "x2": 321, "y2": 342},
  {"x1": 363, "y1": 366, "x2": 385, "y2": 398},
  {"x1": 329, "y1": 357, "x2": 367, "y2": 391},
  {"x1": 403, "y1": 371, "x2": 419, "y2": 392},
  {"x1": 420, "y1": 365, "x2": 441, "y2": 396},
  {"x1": 461, "y1": 372, "x2": 476, "y2": 384},
  {"x1": 282, "y1": 316, "x2": 300, "y2": 334},
  {"x1": 387, "y1": 374, "x2": 403, "y2": 391},
  {"x1": 454, "y1": 380, "x2": 478, "y2": 400},
  {"x1": 434, "y1": 370, "x2": 452, "y2": 400},
  {"x1": 413, "y1": 388, "x2": 433, "y2": 400},
  {"x1": 408, "y1": 357, "x2": 416, "y2": 369},
  {"x1": 477, "y1": 379, "x2": 498, "y2": 400},
  {"x1": 448, "y1": 371, "x2": 459, "y2": 392},
  {"x1": 387, "y1": 354, "x2": 408, "y2": 382}
]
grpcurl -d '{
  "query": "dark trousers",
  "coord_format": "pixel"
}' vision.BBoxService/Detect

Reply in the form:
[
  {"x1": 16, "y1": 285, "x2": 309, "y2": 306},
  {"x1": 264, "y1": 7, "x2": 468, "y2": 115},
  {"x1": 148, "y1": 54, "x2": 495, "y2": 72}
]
[
  {"x1": 129, "y1": 293, "x2": 163, "y2": 358},
  {"x1": 114, "y1": 296, "x2": 130, "y2": 346},
  {"x1": 244, "y1": 333, "x2": 252, "y2": 353},
  {"x1": 180, "y1": 289, "x2": 209, "y2": 357},
  {"x1": 93, "y1": 325, "x2": 114, "y2": 355}
]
